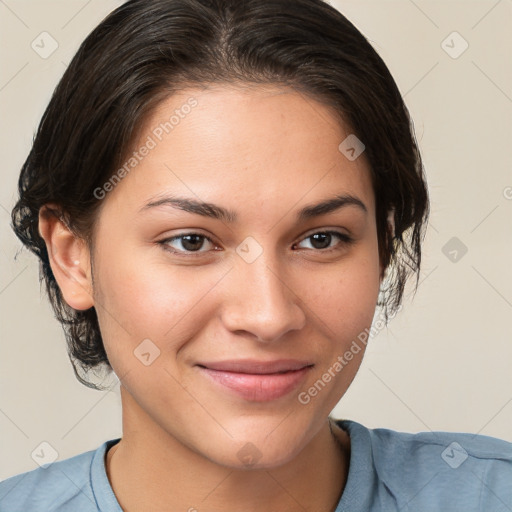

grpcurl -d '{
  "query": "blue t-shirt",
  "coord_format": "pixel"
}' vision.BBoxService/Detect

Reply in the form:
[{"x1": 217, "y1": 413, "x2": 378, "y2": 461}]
[{"x1": 1, "y1": 419, "x2": 511, "y2": 511}]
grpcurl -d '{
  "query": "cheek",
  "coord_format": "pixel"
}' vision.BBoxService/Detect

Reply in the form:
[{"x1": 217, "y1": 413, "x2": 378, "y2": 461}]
[
  {"x1": 302, "y1": 258, "x2": 381, "y2": 402},
  {"x1": 308, "y1": 250, "x2": 381, "y2": 336},
  {"x1": 92, "y1": 253, "x2": 225, "y2": 358}
]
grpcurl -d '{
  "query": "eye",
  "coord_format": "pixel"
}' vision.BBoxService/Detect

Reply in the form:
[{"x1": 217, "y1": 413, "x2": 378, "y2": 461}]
[
  {"x1": 158, "y1": 229, "x2": 354, "y2": 257},
  {"x1": 158, "y1": 233, "x2": 217, "y2": 256},
  {"x1": 294, "y1": 230, "x2": 354, "y2": 252}
]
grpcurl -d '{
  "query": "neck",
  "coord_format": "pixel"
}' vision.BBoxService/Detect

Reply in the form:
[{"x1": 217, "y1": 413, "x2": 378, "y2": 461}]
[{"x1": 106, "y1": 388, "x2": 350, "y2": 512}]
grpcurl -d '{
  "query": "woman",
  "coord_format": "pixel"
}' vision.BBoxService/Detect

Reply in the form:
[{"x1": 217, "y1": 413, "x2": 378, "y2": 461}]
[{"x1": 1, "y1": 0, "x2": 511, "y2": 510}]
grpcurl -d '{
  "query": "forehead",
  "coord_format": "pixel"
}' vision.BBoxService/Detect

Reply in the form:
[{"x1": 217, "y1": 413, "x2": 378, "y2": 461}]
[{"x1": 100, "y1": 84, "x2": 374, "y2": 219}]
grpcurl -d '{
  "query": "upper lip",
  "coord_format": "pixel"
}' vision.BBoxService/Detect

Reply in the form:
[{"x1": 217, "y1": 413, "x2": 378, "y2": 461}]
[{"x1": 197, "y1": 359, "x2": 313, "y2": 374}]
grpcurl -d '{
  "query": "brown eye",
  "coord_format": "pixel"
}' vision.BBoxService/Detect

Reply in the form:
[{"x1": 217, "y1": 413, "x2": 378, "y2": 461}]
[
  {"x1": 159, "y1": 233, "x2": 216, "y2": 255},
  {"x1": 295, "y1": 231, "x2": 353, "y2": 252}
]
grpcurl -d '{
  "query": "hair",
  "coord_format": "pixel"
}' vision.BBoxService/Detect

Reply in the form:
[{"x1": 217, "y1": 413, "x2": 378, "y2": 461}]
[{"x1": 11, "y1": 0, "x2": 429, "y2": 390}]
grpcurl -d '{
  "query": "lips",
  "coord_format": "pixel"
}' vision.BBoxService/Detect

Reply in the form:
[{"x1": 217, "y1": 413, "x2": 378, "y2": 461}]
[
  {"x1": 198, "y1": 359, "x2": 312, "y2": 374},
  {"x1": 196, "y1": 359, "x2": 313, "y2": 402}
]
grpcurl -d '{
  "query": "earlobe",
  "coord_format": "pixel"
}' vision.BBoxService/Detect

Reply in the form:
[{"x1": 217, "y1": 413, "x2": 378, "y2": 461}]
[{"x1": 38, "y1": 204, "x2": 94, "y2": 311}]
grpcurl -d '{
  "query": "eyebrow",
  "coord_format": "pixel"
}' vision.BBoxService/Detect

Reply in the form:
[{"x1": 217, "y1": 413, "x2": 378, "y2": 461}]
[{"x1": 139, "y1": 193, "x2": 367, "y2": 223}]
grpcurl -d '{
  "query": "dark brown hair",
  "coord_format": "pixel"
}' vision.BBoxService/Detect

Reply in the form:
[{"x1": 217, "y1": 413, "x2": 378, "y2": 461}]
[{"x1": 11, "y1": 0, "x2": 429, "y2": 390}]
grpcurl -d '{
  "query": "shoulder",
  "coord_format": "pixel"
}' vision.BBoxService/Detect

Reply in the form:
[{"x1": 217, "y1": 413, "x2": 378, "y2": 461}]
[
  {"x1": 338, "y1": 419, "x2": 512, "y2": 511},
  {"x1": 361, "y1": 421, "x2": 512, "y2": 463},
  {"x1": 0, "y1": 439, "x2": 120, "y2": 512}
]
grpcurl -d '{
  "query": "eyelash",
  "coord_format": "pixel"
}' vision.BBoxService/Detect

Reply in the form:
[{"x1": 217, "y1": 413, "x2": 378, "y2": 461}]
[{"x1": 157, "y1": 230, "x2": 354, "y2": 257}]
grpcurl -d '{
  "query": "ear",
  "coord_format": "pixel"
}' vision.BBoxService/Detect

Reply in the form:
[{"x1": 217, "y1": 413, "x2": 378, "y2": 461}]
[
  {"x1": 38, "y1": 204, "x2": 94, "y2": 311},
  {"x1": 387, "y1": 208, "x2": 396, "y2": 240},
  {"x1": 379, "y1": 208, "x2": 396, "y2": 281}
]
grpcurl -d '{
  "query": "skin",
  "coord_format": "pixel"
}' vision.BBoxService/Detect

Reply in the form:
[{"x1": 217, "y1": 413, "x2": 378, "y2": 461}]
[{"x1": 39, "y1": 84, "x2": 383, "y2": 512}]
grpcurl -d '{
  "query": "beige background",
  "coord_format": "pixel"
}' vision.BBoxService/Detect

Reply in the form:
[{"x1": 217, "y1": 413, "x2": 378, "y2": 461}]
[{"x1": 1, "y1": 0, "x2": 511, "y2": 479}]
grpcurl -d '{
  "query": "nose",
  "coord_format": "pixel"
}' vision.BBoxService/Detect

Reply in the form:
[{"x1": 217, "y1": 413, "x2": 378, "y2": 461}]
[{"x1": 219, "y1": 253, "x2": 306, "y2": 343}]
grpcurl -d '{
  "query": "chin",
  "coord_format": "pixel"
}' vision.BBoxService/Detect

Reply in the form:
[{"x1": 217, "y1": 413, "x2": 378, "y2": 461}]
[
  {"x1": 210, "y1": 442, "x2": 303, "y2": 471},
  {"x1": 197, "y1": 420, "x2": 312, "y2": 471}
]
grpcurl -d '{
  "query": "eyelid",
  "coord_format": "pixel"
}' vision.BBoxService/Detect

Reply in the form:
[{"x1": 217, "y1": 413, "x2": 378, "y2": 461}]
[
  {"x1": 293, "y1": 230, "x2": 353, "y2": 251},
  {"x1": 296, "y1": 225, "x2": 351, "y2": 242},
  {"x1": 158, "y1": 228, "x2": 353, "y2": 257},
  {"x1": 158, "y1": 232, "x2": 218, "y2": 255}
]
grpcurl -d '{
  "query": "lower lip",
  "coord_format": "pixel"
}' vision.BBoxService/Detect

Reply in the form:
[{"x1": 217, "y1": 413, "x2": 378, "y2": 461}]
[{"x1": 198, "y1": 366, "x2": 312, "y2": 402}]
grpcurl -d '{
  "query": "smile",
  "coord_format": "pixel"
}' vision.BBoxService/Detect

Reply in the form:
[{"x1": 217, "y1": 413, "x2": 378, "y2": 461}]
[{"x1": 196, "y1": 360, "x2": 314, "y2": 402}]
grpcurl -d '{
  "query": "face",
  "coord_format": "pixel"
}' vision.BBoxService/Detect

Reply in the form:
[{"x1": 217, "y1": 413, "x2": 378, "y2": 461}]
[{"x1": 87, "y1": 85, "x2": 382, "y2": 468}]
